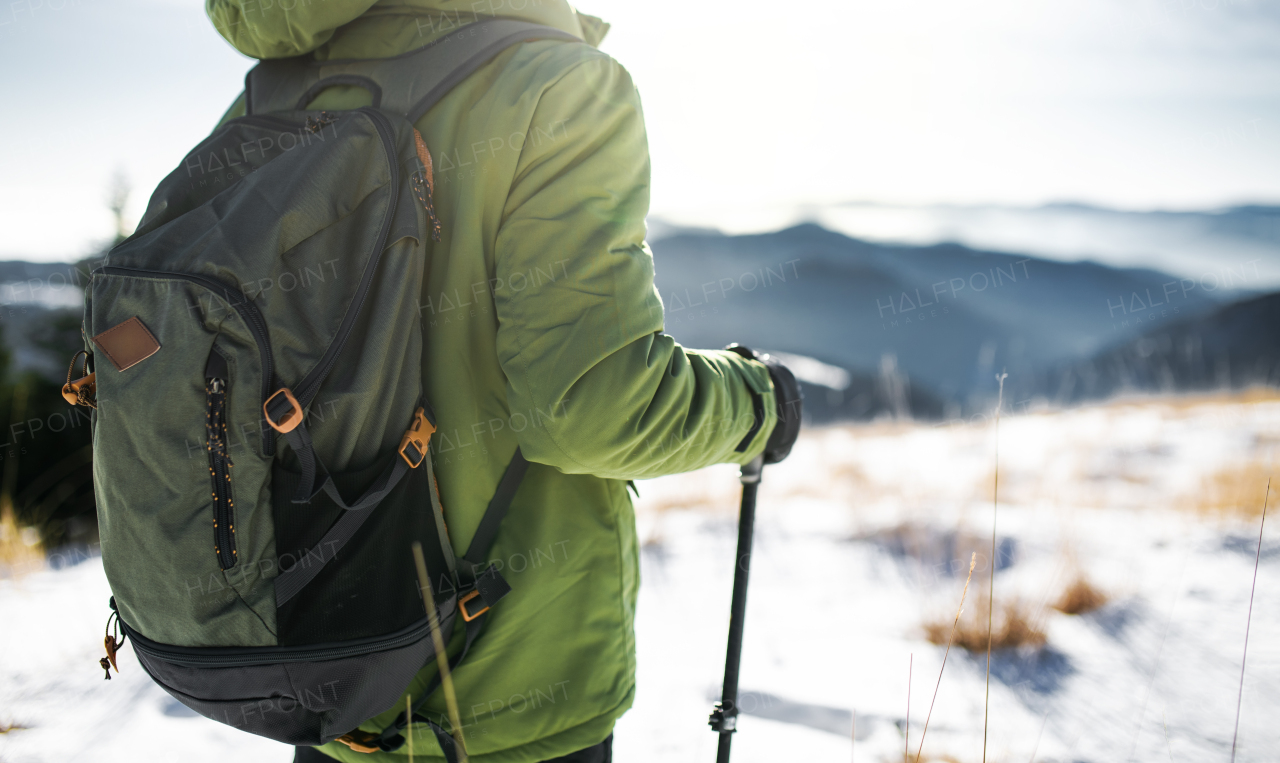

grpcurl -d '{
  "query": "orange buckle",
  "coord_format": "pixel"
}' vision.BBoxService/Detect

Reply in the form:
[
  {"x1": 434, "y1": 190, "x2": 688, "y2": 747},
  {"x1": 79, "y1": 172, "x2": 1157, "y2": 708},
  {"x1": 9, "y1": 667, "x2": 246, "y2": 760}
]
[
  {"x1": 459, "y1": 589, "x2": 489, "y2": 622},
  {"x1": 62, "y1": 373, "x2": 97, "y2": 408},
  {"x1": 263, "y1": 388, "x2": 304, "y2": 433},
  {"x1": 398, "y1": 407, "x2": 436, "y2": 468},
  {"x1": 336, "y1": 729, "x2": 382, "y2": 754}
]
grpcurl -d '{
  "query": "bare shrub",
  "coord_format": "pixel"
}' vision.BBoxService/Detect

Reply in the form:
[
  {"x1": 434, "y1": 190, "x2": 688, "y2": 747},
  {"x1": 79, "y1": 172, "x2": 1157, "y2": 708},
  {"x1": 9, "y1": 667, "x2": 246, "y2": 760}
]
[
  {"x1": 1053, "y1": 575, "x2": 1109, "y2": 615},
  {"x1": 924, "y1": 594, "x2": 1046, "y2": 652}
]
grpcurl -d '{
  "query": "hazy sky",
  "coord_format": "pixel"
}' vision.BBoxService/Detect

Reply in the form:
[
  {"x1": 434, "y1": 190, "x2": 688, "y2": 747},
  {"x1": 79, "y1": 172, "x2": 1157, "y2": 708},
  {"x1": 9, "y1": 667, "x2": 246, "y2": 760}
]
[{"x1": 2, "y1": 0, "x2": 1279, "y2": 261}]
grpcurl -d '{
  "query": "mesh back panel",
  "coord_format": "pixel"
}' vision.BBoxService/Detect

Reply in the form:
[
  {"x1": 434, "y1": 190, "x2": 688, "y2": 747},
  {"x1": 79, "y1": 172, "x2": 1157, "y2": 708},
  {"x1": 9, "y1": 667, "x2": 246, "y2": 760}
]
[{"x1": 274, "y1": 459, "x2": 452, "y2": 645}]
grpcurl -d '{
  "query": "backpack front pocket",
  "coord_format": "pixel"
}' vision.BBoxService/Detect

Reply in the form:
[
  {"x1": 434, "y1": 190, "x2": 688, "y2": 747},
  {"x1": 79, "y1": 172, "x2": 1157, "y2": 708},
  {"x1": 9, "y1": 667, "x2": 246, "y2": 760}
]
[{"x1": 89, "y1": 273, "x2": 277, "y2": 648}]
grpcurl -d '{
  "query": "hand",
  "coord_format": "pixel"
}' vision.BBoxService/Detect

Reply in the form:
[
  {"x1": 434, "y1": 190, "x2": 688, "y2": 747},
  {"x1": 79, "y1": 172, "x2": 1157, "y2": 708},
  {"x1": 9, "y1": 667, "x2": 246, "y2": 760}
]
[{"x1": 725, "y1": 345, "x2": 803, "y2": 463}]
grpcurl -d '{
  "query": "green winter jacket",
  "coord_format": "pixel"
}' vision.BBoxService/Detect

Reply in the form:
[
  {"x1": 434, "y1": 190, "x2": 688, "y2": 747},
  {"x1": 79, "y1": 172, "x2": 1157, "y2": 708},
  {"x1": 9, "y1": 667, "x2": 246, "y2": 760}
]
[{"x1": 204, "y1": 1, "x2": 779, "y2": 760}]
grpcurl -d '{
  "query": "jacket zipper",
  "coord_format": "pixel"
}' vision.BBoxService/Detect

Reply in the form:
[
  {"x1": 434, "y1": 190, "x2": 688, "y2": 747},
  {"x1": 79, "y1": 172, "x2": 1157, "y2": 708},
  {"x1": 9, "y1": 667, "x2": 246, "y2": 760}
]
[
  {"x1": 207, "y1": 376, "x2": 236, "y2": 569},
  {"x1": 99, "y1": 267, "x2": 278, "y2": 456}
]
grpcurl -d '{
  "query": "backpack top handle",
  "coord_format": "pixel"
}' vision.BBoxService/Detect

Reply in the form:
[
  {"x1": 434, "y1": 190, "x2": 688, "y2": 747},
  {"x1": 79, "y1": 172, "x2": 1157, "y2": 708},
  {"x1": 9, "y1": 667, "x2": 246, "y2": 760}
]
[
  {"x1": 293, "y1": 74, "x2": 384, "y2": 111},
  {"x1": 244, "y1": 18, "x2": 581, "y2": 122}
]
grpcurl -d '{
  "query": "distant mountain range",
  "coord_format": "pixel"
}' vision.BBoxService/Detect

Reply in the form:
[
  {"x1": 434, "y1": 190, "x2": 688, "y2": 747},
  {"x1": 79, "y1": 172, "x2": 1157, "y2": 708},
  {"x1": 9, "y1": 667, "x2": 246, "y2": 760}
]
[
  {"x1": 669, "y1": 202, "x2": 1280, "y2": 289},
  {"x1": 650, "y1": 223, "x2": 1274, "y2": 418},
  {"x1": 1010, "y1": 291, "x2": 1280, "y2": 405}
]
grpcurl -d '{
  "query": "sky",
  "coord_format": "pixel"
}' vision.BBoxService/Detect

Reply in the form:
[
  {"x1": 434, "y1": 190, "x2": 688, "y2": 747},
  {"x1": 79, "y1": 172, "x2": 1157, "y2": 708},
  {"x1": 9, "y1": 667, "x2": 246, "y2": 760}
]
[{"x1": 2, "y1": 0, "x2": 1280, "y2": 261}]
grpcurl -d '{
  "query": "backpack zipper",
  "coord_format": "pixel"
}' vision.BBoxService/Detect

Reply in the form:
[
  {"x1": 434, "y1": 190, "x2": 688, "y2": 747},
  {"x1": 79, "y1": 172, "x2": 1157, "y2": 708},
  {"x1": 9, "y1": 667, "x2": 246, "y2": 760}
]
[
  {"x1": 98, "y1": 267, "x2": 279, "y2": 456},
  {"x1": 288, "y1": 107, "x2": 402, "y2": 409},
  {"x1": 207, "y1": 376, "x2": 236, "y2": 569},
  {"x1": 119, "y1": 609, "x2": 442, "y2": 667}
]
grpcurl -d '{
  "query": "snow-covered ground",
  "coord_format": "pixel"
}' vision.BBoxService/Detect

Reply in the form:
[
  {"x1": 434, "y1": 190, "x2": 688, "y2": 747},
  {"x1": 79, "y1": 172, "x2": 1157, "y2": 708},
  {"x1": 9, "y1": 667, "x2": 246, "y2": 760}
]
[{"x1": 3, "y1": 394, "x2": 1278, "y2": 762}]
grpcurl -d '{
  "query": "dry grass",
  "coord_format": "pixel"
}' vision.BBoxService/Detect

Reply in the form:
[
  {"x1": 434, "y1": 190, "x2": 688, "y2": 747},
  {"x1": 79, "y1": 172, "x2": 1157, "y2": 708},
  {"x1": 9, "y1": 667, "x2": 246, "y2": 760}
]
[
  {"x1": 1096, "y1": 385, "x2": 1280, "y2": 416},
  {"x1": 0, "y1": 721, "x2": 28, "y2": 733},
  {"x1": 1053, "y1": 574, "x2": 1109, "y2": 615},
  {"x1": 1188, "y1": 458, "x2": 1275, "y2": 518},
  {"x1": 924, "y1": 594, "x2": 1046, "y2": 652},
  {"x1": 1147, "y1": 385, "x2": 1280, "y2": 411},
  {"x1": 0, "y1": 498, "x2": 43, "y2": 577}
]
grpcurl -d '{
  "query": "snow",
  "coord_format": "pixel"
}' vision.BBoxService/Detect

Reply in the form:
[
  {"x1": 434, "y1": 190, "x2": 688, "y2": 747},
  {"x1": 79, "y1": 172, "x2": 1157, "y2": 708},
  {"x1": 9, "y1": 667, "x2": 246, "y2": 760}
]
[
  {"x1": 617, "y1": 396, "x2": 1280, "y2": 763},
  {"x1": 3, "y1": 395, "x2": 1278, "y2": 762}
]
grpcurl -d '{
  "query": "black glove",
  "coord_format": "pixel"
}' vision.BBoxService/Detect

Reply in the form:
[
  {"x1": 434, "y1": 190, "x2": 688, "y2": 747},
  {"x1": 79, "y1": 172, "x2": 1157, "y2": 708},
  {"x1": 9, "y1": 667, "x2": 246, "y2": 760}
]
[{"x1": 725, "y1": 345, "x2": 803, "y2": 464}]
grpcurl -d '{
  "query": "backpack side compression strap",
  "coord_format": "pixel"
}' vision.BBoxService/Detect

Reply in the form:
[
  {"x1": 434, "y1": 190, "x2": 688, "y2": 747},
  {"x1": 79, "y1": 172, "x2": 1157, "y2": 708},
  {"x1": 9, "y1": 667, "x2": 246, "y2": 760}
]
[{"x1": 244, "y1": 18, "x2": 582, "y2": 121}]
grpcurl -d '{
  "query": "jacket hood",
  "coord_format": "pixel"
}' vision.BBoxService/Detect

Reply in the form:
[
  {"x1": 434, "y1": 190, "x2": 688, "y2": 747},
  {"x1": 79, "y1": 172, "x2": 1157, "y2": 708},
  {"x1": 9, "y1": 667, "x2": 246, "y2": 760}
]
[{"x1": 207, "y1": 0, "x2": 607, "y2": 60}]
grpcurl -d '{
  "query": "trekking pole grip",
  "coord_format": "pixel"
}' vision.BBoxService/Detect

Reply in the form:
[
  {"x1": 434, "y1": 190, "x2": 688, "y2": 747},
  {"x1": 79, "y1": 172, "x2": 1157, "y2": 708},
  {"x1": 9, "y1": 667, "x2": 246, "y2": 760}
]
[{"x1": 710, "y1": 455, "x2": 765, "y2": 763}]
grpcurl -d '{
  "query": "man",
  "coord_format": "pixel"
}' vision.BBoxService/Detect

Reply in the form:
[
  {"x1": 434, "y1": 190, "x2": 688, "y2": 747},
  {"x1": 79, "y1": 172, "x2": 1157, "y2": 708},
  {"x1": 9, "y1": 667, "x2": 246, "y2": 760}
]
[{"x1": 203, "y1": 1, "x2": 801, "y2": 760}]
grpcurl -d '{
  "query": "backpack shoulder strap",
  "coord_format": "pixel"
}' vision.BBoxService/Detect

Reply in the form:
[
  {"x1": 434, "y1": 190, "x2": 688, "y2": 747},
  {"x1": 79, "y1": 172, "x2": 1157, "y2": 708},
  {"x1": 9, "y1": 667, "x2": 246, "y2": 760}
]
[{"x1": 244, "y1": 18, "x2": 581, "y2": 121}]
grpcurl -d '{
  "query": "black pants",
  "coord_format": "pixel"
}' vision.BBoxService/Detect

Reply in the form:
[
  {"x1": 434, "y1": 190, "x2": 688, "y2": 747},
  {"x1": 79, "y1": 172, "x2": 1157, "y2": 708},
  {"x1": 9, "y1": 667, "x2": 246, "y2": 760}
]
[{"x1": 293, "y1": 734, "x2": 612, "y2": 763}]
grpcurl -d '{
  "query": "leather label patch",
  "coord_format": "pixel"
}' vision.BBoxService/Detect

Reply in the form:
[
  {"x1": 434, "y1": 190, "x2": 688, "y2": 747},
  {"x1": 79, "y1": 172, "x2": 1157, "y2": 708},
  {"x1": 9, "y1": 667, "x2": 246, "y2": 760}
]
[{"x1": 93, "y1": 316, "x2": 161, "y2": 372}]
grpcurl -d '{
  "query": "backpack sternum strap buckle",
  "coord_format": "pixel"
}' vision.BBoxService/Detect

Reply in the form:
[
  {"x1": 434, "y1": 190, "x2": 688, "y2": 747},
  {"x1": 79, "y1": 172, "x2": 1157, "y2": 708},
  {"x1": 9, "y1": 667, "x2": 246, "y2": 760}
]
[
  {"x1": 399, "y1": 407, "x2": 436, "y2": 468},
  {"x1": 264, "y1": 387, "x2": 304, "y2": 433},
  {"x1": 335, "y1": 729, "x2": 382, "y2": 754},
  {"x1": 458, "y1": 564, "x2": 511, "y2": 622}
]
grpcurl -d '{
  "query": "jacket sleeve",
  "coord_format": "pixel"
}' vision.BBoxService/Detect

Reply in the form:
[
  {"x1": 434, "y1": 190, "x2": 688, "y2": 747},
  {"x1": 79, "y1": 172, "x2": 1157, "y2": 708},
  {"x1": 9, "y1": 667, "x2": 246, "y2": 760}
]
[{"x1": 493, "y1": 54, "x2": 777, "y2": 480}]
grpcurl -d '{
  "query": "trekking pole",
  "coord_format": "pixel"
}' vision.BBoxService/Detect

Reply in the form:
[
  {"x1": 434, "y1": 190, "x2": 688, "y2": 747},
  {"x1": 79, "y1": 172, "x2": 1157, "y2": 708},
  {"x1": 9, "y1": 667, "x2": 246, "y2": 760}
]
[{"x1": 709, "y1": 454, "x2": 765, "y2": 763}]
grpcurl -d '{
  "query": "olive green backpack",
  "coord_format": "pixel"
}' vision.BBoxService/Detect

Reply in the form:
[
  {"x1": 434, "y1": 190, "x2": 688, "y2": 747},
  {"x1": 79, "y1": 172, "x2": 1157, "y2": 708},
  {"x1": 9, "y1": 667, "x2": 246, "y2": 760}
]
[{"x1": 65, "y1": 18, "x2": 576, "y2": 759}]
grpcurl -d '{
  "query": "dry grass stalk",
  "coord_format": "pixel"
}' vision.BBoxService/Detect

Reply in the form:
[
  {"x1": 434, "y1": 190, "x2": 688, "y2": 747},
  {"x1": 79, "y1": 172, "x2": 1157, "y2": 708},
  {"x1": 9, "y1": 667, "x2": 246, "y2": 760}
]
[
  {"x1": 1053, "y1": 575, "x2": 1109, "y2": 615},
  {"x1": 983, "y1": 371, "x2": 1008, "y2": 763},
  {"x1": 905, "y1": 654, "x2": 912, "y2": 762},
  {"x1": 411, "y1": 542, "x2": 467, "y2": 762},
  {"x1": 1, "y1": 721, "x2": 28, "y2": 734},
  {"x1": 914, "y1": 554, "x2": 976, "y2": 763},
  {"x1": 1231, "y1": 478, "x2": 1269, "y2": 763}
]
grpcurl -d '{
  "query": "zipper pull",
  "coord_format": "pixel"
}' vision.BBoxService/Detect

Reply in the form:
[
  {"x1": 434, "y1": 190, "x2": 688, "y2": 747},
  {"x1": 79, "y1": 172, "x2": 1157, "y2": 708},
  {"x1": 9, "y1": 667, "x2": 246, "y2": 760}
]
[
  {"x1": 99, "y1": 610, "x2": 126, "y2": 680},
  {"x1": 305, "y1": 111, "x2": 338, "y2": 134},
  {"x1": 62, "y1": 350, "x2": 97, "y2": 409},
  {"x1": 412, "y1": 129, "x2": 442, "y2": 242}
]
